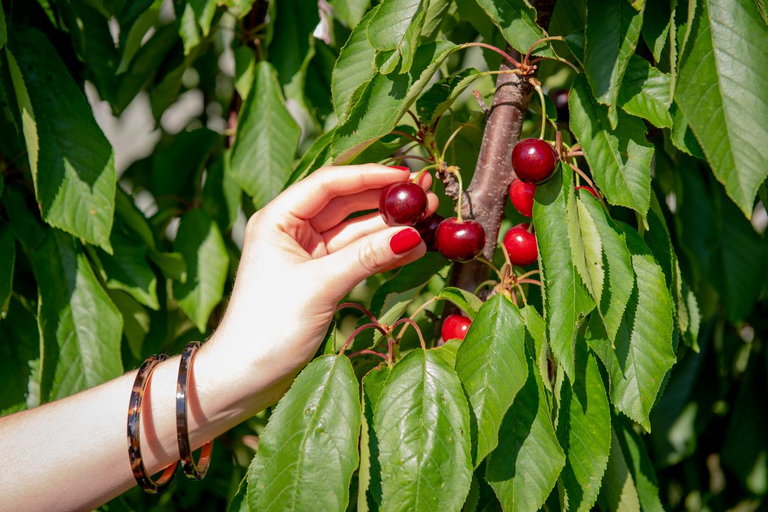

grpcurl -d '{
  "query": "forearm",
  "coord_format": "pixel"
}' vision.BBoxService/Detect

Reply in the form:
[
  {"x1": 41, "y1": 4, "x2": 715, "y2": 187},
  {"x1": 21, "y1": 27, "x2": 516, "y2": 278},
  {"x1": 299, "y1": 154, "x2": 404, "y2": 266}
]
[{"x1": 0, "y1": 335, "x2": 293, "y2": 512}]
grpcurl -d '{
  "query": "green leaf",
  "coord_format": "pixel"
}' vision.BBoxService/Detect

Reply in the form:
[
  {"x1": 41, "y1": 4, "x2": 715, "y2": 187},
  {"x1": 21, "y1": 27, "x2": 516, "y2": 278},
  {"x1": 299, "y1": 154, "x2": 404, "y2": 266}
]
[
  {"x1": 116, "y1": 0, "x2": 162, "y2": 74},
  {"x1": 577, "y1": 192, "x2": 635, "y2": 344},
  {"x1": 176, "y1": 0, "x2": 217, "y2": 55},
  {"x1": 33, "y1": 230, "x2": 123, "y2": 402},
  {"x1": 420, "y1": 0, "x2": 452, "y2": 40},
  {"x1": 202, "y1": 153, "x2": 241, "y2": 233},
  {"x1": 415, "y1": 68, "x2": 482, "y2": 125},
  {"x1": 669, "y1": 102, "x2": 705, "y2": 159},
  {"x1": 569, "y1": 191, "x2": 604, "y2": 302},
  {"x1": 675, "y1": 0, "x2": 768, "y2": 217},
  {"x1": 455, "y1": 295, "x2": 529, "y2": 467},
  {"x1": 641, "y1": 0, "x2": 673, "y2": 62},
  {"x1": 7, "y1": 27, "x2": 116, "y2": 252},
  {"x1": 108, "y1": 290, "x2": 150, "y2": 361},
  {"x1": 436, "y1": 286, "x2": 484, "y2": 319},
  {"x1": 596, "y1": 427, "x2": 640, "y2": 511},
  {"x1": 329, "y1": 0, "x2": 370, "y2": 28},
  {"x1": 331, "y1": 41, "x2": 457, "y2": 163},
  {"x1": 556, "y1": 345, "x2": 611, "y2": 512},
  {"x1": 359, "y1": 364, "x2": 391, "y2": 509},
  {"x1": 151, "y1": 128, "x2": 218, "y2": 205},
  {"x1": 230, "y1": 61, "x2": 301, "y2": 209},
  {"x1": 172, "y1": 210, "x2": 229, "y2": 333},
  {"x1": 375, "y1": 349, "x2": 473, "y2": 510},
  {"x1": 584, "y1": 0, "x2": 644, "y2": 108},
  {"x1": 534, "y1": 164, "x2": 595, "y2": 381},
  {"x1": 486, "y1": 357, "x2": 566, "y2": 512},
  {"x1": 332, "y1": 7, "x2": 378, "y2": 121},
  {"x1": 585, "y1": 227, "x2": 676, "y2": 431},
  {"x1": 0, "y1": 221, "x2": 14, "y2": 308},
  {"x1": 96, "y1": 228, "x2": 159, "y2": 310},
  {"x1": 0, "y1": 297, "x2": 40, "y2": 411},
  {"x1": 432, "y1": 338, "x2": 462, "y2": 368},
  {"x1": 473, "y1": 0, "x2": 553, "y2": 56},
  {"x1": 1, "y1": 185, "x2": 45, "y2": 251},
  {"x1": 613, "y1": 415, "x2": 664, "y2": 511},
  {"x1": 284, "y1": 129, "x2": 336, "y2": 187},
  {"x1": 367, "y1": 0, "x2": 427, "y2": 73},
  {"x1": 228, "y1": 476, "x2": 249, "y2": 512},
  {"x1": 617, "y1": 56, "x2": 672, "y2": 128},
  {"x1": 0, "y1": 3, "x2": 6, "y2": 50},
  {"x1": 247, "y1": 355, "x2": 362, "y2": 512},
  {"x1": 569, "y1": 74, "x2": 654, "y2": 218},
  {"x1": 268, "y1": 0, "x2": 319, "y2": 93}
]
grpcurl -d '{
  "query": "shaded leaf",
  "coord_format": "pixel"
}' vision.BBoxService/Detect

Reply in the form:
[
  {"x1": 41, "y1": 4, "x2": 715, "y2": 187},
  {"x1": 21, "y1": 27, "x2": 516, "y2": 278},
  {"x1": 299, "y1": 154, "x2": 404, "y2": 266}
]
[
  {"x1": 415, "y1": 68, "x2": 482, "y2": 125},
  {"x1": 367, "y1": 0, "x2": 427, "y2": 73},
  {"x1": 96, "y1": 228, "x2": 159, "y2": 310},
  {"x1": 473, "y1": 0, "x2": 553, "y2": 56},
  {"x1": 436, "y1": 286, "x2": 484, "y2": 319},
  {"x1": 617, "y1": 55, "x2": 672, "y2": 128},
  {"x1": 0, "y1": 221, "x2": 14, "y2": 308},
  {"x1": 0, "y1": 297, "x2": 39, "y2": 411},
  {"x1": 359, "y1": 364, "x2": 391, "y2": 509},
  {"x1": 613, "y1": 415, "x2": 664, "y2": 511}
]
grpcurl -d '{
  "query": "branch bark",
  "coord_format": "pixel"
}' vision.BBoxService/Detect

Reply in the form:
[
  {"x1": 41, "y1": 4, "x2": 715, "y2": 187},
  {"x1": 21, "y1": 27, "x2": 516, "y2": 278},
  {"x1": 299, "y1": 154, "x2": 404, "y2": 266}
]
[{"x1": 448, "y1": 1, "x2": 557, "y2": 295}]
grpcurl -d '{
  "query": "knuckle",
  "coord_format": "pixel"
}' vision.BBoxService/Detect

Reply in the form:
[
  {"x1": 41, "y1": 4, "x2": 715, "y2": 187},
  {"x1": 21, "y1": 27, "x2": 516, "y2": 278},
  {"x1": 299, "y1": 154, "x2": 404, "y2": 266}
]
[{"x1": 357, "y1": 240, "x2": 386, "y2": 275}]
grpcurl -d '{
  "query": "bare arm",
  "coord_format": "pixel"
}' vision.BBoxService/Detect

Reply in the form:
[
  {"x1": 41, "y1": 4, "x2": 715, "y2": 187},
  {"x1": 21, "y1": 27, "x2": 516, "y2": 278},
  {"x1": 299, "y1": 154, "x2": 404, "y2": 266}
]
[{"x1": 0, "y1": 164, "x2": 438, "y2": 512}]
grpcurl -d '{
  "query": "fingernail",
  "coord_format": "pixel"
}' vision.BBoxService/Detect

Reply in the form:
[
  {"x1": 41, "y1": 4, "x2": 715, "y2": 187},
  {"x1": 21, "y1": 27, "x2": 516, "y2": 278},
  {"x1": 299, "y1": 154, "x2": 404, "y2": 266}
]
[
  {"x1": 389, "y1": 165, "x2": 410, "y2": 171},
  {"x1": 390, "y1": 228, "x2": 422, "y2": 255}
]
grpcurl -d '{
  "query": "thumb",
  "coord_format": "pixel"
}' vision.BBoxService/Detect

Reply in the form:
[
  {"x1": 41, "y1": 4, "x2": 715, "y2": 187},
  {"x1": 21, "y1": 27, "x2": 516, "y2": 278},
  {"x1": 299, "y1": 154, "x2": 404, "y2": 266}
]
[{"x1": 315, "y1": 227, "x2": 426, "y2": 299}]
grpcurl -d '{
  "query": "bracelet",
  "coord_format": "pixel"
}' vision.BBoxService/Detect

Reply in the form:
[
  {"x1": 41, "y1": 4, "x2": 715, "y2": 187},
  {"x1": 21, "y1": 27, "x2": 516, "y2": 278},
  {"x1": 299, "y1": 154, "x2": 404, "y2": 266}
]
[
  {"x1": 127, "y1": 354, "x2": 178, "y2": 493},
  {"x1": 177, "y1": 342, "x2": 213, "y2": 480}
]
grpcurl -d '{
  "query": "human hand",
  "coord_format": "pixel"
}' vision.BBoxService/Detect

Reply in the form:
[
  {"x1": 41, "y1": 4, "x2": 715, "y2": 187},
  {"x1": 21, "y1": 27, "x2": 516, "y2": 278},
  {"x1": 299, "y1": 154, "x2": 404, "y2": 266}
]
[{"x1": 203, "y1": 164, "x2": 438, "y2": 398}]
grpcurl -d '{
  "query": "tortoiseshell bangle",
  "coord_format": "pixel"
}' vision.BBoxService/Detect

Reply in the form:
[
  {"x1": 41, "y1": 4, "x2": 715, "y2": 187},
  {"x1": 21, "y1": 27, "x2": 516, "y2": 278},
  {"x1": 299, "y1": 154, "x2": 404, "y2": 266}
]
[
  {"x1": 177, "y1": 342, "x2": 213, "y2": 480},
  {"x1": 127, "y1": 354, "x2": 178, "y2": 494}
]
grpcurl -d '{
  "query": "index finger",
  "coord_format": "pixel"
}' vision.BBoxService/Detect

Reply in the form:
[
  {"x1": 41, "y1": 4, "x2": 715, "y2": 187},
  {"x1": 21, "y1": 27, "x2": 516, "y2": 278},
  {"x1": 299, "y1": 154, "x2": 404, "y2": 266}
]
[{"x1": 272, "y1": 164, "x2": 412, "y2": 220}]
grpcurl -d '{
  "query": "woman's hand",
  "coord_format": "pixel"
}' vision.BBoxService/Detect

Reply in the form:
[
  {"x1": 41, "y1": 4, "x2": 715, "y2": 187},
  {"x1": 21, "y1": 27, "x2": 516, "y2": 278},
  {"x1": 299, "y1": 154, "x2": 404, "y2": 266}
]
[{"x1": 203, "y1": 164, "x2": 439, "y2": 401}]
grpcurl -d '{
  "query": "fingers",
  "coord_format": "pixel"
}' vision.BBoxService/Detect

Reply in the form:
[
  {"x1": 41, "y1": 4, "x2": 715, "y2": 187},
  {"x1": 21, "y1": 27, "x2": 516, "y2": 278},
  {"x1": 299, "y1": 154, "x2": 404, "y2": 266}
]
[
  {"x1": 310, "y1": 171, "x2": 432, "y2": 233},
  {"x1": 322, "y1": 191, "x2": 439, "y2": 252},
  {"x1": 272, "y1": 164, "x2": 413, "y2": 221},
  {"x1": 314, "y1": 227, "x2": 426, "y2": 299}
]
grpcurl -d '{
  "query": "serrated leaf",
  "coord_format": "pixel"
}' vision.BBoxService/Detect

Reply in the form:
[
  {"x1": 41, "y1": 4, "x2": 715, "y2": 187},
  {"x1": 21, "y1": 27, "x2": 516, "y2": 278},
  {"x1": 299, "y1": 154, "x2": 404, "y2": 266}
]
[
  {"x1": 432, "y1": 338, "x2": 462, "y2": 368},
  {"x1": 230, "y1": 61, "x2": 301, "y2": 209},
  {"x1": 455, "y1": 295, "x2": 529, "y2": 466},
  {"x1": 436, "y1": 286, "x2": 484, "y2": 319},
  {"x1": 534, "y1": 164, "x2": 595, "y2": 381},
  {"x1": 247, "y1": 355, "x2": 362, "y2": 512},
  {"x1": 332, "y1": 7, "x2": 378, "y2": 121},
  {"x1": 97, "y1": 228, "x2": 159, "y2": 310},
  {"x1": 675, "y1": 0, "x2": 768, "y2": 217},
  {"x1": 569, "y1": 194, "x2": 603, "y2": 301},
  {"x1": 7, "y1": 27, "x2": 116, "y2": 252},
  {"x1": 0, "y1": 222, "x2": 14, "y2": 308},
  {"x1": 577, "y1": 192, "x2": 635, "y2": 344},
  {"x1": 268, "y1": 0, "x2": 319, "y2": 95},
  {"x1": 375, "y1": 349, "x2": 473, "y2": 511},
  {"x1": 584, "y1": 0, "x2": 644, "y2": 108},
  {"x1": 613, "y1": 415, "x2": 664, "y2": 511},
  {"x1": 521, "y1": 305, "x2": 551, "y2": 391},
  {"x1": 116, "y1": 0, "x2": 162, "y2": 74},
  {"x1": 617, "y1": 56, "x2": 672, "y2": 128},
  {"x1": 228, "y1": 476, "x2": 249, "y2": 512},
  {"x1": 202, "y1": 153, "x2": 241, "y2": 233},
  {"x1": 33, "y1": 231, "x2": 123, "y2": 402},
  {"x1": 367, "y1": 0, "x2": 427, "y2": 73},
  {"x1": 415, "y1": 68, "x2": 482, "y2": 125},
  {"x1": 486, "y1": 358, "x2": 566, "y2": 512},
  {"x1": 585, "y1": 227, "x2": 676, "y2": 431},
  {"x1": 0, "y1": 297, "x2": 39, "y2": 411},
  {"x1": 331, "y1": 40, "x2": 457, "y2": 163},
  {"x1": 420, "y1": 0, "x2": 452, "y2": 40},
  {"x1": 285, "y1": 129, "x2": 336, "y2": 187},
  {"x1": 176, "y1": 0, "x2": 217, "y2": 55},
  {"x1": 641, "y1": 0, "x2": 673, "y2": 62},
  {"x1": 172, "y1": 209, "x2": 228, "y2": 333},
  {"x1": 556, "y1": 345, "x2": 611, "y2": 512},
  {"x1": 669, "y1": 102, "x2": 705, "y2": 159},
  {"x1": 569, "y1": 74, "x2": 654, "y2": 218},
  {"x1": 473, "y1": 0, "x2": 553, "y2": 56},
  {"x1": 597, "y1": 428, "x2": 640, "y2": 511},
  {"x1": 359, "y1": 364, "x2": 391, "y2": 509},
  {"x1": 329, "y1": 0, "x2": 370, "y2": 28}
]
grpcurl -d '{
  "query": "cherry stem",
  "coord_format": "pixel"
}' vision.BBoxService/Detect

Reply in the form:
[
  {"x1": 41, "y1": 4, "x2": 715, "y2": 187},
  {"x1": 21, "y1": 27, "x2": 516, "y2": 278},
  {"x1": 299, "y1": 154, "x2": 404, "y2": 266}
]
[
  {"x1": 406, "y1": 297, "x2": 440, "y2": 327},
  {"x1": 518, "y1": 269, "x2": 541, "y2": 280},
  {"x1": 500, "y1": 243, "x2": 513, "y2": 271},
  {"x1": 518, "y1": 278, "x2": 543, "y2": 286},
  {"x1": 450, "y1": 167, "x2": 465, "y2": 222},
  {"x1": 412, "y1": 164, "x2": 439, "y2": 185},
  {"x1": 529, "y1": 55, "x2": 581, "y2": 74},
  {"x1": 567, "y1": 162, "x2": 597, "y2": 192},
  {"x1": 391, "y1": 317, "x2": 427, "y2": 350},
  {"x1": 383, "y1": 154, "x2": 433, "y2": 165},
  {"x1": 391, "y1": 130, "x2": 423, "y2": 145},
  {"x1": 476, "y1": 256, "x2": 503, "y2": 279},
  {"x1": 387, "y1": 336, "x2": 395, "y2": 366},
  {"x1": 523, "y1": 36, "x2": 565, "y2": 66},
  {"x1": 348, "y1": 349, "x2": 388, "y2": 361},
  {"x1": 336, "y1": 302, "x2": 381, "y2": 326},
  {"x1": 339, "y1": 322, "x2": 387, "y2": 355},
  {"x1": 533, "y1": 82, "x2": 547, "y2": 140},
  {"x1": 441, "y1": 124, "x2": 480, "y2": 163},
  {"x1": 406, "y1": 110, "x2": 422, "y2": 129},
  {"x1": 460, "y1": 42, "x2": 522, "y2": 68},
  {"x1": 567, "y1": 151, "x2": 584, "y2": 158},
  {"x1": 527, "y1": 223, "x2": 534, "y2": 234}
]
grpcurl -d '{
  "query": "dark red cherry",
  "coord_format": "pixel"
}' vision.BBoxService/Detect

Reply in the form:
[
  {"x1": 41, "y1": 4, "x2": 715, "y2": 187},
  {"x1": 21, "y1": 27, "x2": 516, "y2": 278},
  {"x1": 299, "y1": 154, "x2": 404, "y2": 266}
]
[
  {"x1": 511, "y1": 139, "x2": 558, "y2": 184},
  {"x1": 435, "y1": 218, "x2": 486, "y2": 262},
  {"x1": 441, "y1": 314, "x2": 471, "y2": 341},
  {"x1": 575, "y1": 185, "x2": 599, "y2": 199},
  {"x1": 503, "y1": 223, "x2": 538, "y2": 266},
  {"x1": 379, "y1": 182, "x2": 428, "y2": 227},
  {"x1": 551, "y1": 89, "x2": 569, "y2": 123},
  {"x1": 414, "y1": 214, "x2": 444, "y2": 251},
  {"x1": 509, "y1": 178, "x2": 536, "y2": 218}
]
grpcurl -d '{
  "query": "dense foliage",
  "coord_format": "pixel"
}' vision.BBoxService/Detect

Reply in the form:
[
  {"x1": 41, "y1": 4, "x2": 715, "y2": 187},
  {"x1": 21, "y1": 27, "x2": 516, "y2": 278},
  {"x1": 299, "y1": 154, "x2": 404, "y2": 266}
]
[{"x1": 1, "y1": 0, "x2": 767, "y2": 511}]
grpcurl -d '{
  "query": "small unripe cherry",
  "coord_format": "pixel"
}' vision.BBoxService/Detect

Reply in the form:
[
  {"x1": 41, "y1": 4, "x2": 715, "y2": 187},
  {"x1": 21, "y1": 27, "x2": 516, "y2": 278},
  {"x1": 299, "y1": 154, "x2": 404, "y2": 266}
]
[
  {"x1": 441, "y1": 314, "x2": 471, "y2": 341},
  {"x1": 511, "y1": 139, "x2": 558, "y2": 184},
  {"x1": 575, "y1": 185, "x2": 599, "y2": 199},
  {"x1": 435, "y1": 218, "x2": 486, "y2": 262},
  {"x1": 379, "y1": 182, "x2": 428, "y2": 226},
  {"x1": 503, "y1": 223, "x2": 538, "y2": 266},
  {"x1": 509, "y1": 178, "x2": 536, "y2": 218}
]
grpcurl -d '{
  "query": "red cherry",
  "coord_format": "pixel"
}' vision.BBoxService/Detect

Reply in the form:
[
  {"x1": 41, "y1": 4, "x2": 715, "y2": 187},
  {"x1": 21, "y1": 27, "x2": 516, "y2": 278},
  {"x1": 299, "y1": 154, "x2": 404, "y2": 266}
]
[
  {"x1": 441, "y1": 314, "x2": 471, "y2": 341},
  {"x1": 575, "y1": 185, "x2": 599, "y2": 199},
  {"x1": 509, "y1": 179, "x2": 536, "y2": 218},
  {"x1": 503, "y1": 223, "x2": 538, "y2": 266},
  {"x1": 511, "y1": 139, "x2": 558, "y2": 184},
  {"x1": 551, "y1": 89, "x2": 569, "y2": 123},
  {"x1": 379, "y1": 182, "x2": 428, "y2": 226},
  {"x1": 435, "y1": 218, "x2": 486, "y2": 262},
  {"x1": 414, "y1": 214, "x2": 444, "y2": 251}
]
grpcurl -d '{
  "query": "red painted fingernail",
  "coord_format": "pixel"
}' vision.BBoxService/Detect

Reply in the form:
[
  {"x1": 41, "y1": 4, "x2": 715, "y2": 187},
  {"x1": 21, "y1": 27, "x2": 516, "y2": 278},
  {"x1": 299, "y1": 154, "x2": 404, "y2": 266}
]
[
  {"x1": 389, "y1": 165, "x2": 410, "y2": 171},
  {"x1": 390, "y1": 228, "x2": 422, "y2": 255}
]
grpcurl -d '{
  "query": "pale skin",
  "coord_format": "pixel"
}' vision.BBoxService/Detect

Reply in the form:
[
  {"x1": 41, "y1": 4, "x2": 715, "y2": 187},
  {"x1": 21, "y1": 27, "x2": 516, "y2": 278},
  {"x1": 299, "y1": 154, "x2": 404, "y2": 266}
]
[{"x1": 0, "y1": 164, "x2": 439, "y2": 512}]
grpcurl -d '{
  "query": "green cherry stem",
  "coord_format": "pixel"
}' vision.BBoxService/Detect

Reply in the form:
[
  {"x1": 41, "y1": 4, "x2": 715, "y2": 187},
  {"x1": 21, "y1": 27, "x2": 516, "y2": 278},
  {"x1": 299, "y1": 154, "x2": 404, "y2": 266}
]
[
  {"x1": 533, "y1": 82, "x2": 548, "y2": 140},
  {"x1": 412, "y1": 164, "x2": 439, "y2": 184},
  {"x1": 450, "y1": 166, "x2": 465, "y2": 222}
]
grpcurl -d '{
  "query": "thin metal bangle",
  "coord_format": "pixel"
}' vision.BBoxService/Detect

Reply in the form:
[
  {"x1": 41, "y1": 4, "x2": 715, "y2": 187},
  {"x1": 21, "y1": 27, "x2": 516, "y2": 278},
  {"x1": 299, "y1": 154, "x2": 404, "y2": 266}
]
[
  {"x1": 127, "y1": 354, "x2": 178, "y2": 494},
  {"x1": 177, "y1": 342, "x2": 213, "y2": 480}
]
